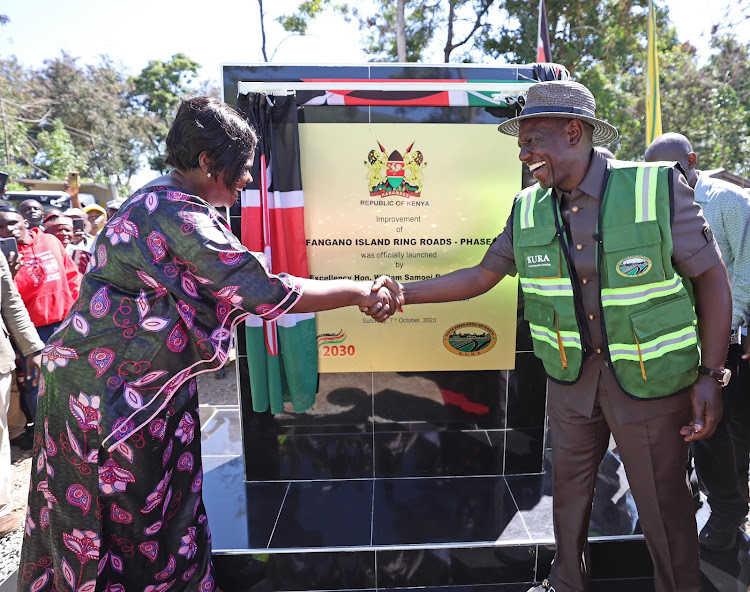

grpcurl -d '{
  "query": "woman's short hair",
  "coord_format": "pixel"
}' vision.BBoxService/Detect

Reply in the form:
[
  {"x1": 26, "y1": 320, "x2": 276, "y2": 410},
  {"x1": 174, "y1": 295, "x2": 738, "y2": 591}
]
[{"x1": 165, "y1": 97, "x2": 258, "y2": 190}]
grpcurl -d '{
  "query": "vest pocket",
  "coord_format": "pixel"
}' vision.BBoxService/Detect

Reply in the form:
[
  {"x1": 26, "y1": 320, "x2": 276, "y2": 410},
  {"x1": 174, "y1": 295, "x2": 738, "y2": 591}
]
[
  {"x1": 627, "y1": 294, "x2": 699, "y2": 381},
  {"x1": 518, "y1": 225, "x2": 561, "y2": 279},
  {"x1": 524, "y1": 299, "x2": 566, "y2": 366},
  {"x1": 602, "y1": 221, "x2": 665, "y2": 289}
]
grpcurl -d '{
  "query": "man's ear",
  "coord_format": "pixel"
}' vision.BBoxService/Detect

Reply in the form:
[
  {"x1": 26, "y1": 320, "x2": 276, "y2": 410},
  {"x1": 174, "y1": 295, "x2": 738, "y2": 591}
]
[
  {"x1": 566, "y1": 119, "x2": 585, "y2": 147},
  {"x1": 687, "y1": 152, "x2": 697, "y2": 171}
]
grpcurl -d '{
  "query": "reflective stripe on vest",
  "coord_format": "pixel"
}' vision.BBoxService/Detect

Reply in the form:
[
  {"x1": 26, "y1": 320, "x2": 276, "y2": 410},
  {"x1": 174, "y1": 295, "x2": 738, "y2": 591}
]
[
  {"x1": 520, "y1": 278, "x2": 574, "y2": 297},
  {"x1": 635, "y1": 166, "x2": 658, "y2": 223},
  {"x1": 528, "y1": 324, "x2": 583, "y2": 350},
  {"x1": 519, "y1": 187, "x2": 552, "y2": 230},
  {"x1": 601, "y1": 274, "x2": 684, "y2": 307},
  {"x1": 609, "y1": 325, "x2": 698, "y2": 362}
]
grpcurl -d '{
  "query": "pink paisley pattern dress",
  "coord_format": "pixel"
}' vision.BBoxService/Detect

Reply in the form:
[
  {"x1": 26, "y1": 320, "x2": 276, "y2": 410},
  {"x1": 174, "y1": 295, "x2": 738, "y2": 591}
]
[{"x1": 16, "y1": 184, "x2": 302, "y2": 592}]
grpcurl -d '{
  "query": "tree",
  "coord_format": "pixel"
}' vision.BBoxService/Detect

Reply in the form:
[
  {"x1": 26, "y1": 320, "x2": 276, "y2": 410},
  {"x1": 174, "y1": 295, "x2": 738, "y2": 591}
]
[
  {"x1": 34, "y1": 118, "x2": 89, "y2": 179},
  {"x1": 258, "y1": 0, "x2": 269, "y2": 62},
  {"x1": 129, "y1": 53, "x2": 201, "y2": 173},
  {"x1": 37, "y1": 53, "x2": 145, "y2": 184},
  {"x1": 279, "y1": 0, "x2": 501, "y2": 62},
  {"x1": 0, "y1": 56, "x2": 53, "y2": 178}
]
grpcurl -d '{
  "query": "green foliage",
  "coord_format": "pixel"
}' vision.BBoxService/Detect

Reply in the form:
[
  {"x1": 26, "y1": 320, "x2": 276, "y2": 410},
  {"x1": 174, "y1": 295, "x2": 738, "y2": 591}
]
[
  {"x1": 38, "y1": 53, "x2": 145, "y2": 184},
  {"x1": 279, "y1": 0, "x2": 499, "y2": 62},
  {"x1": 360, "y1": 0, "x2": 442, "y2": 62},
  {"x1": 34, "y1": 118, "x2": 89, "y2": 179},
  {"x1": 0, "y1": 49, "x2": 216, "y2": 190},
  {"x1": 277, "y1": 0, "x2": 338, "y2": 34},
  {"x1": 484, "y1": 0, "x2": 750, "y2": 173},
  {"x1": 130, "y1": 53, "x2": 202, "y2": 173}
]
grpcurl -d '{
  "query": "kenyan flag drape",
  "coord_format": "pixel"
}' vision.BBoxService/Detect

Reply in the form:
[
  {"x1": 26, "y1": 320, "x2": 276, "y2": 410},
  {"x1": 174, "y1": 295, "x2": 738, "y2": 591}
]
[{"x1": 238, "y1": 93, "x2": 318, "y2": 414}]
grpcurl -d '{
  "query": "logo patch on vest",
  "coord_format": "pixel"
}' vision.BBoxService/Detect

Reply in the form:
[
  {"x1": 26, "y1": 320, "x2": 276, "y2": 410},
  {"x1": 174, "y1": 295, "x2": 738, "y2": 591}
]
[
  {"x1": 526, "y1": 254, "x2": 551, "y2": 268},
  {"x1": 616, "y1": 256, "x2": 652, "y2": 278}
]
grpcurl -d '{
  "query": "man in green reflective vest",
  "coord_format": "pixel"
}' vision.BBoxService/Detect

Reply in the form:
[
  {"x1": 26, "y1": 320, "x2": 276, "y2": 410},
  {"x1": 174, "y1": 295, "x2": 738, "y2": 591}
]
[{"x1": 366, "y1": 80, "x2": 731, "y2": 592}]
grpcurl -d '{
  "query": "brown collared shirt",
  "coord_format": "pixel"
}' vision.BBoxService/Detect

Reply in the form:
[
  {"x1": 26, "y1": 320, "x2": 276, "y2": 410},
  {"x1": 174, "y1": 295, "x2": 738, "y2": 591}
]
[{"x1": 481, "y1": 150, "x2": 722, "y2": 424}]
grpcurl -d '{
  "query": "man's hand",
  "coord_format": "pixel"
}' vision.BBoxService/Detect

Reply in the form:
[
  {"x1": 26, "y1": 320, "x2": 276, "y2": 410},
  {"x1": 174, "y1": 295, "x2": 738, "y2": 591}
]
[
  {"x1": 681, "y1": 375, "x2": 723, "y2": 441},
  {"x1": 7, "y1": 252, "x2": 23, "y2": 277},
  {"x1": 25, "y1": 351, "x2": 42, "y2": 387},
  {"x1": 360, "y1": 276, "x2": 404, "y2": 320}
]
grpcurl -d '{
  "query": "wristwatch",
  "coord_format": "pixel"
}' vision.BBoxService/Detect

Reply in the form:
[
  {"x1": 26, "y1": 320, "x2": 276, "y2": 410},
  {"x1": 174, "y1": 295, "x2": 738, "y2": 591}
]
[{"x1": 697, "y1": 365, "x2": 732, "y2": 387}]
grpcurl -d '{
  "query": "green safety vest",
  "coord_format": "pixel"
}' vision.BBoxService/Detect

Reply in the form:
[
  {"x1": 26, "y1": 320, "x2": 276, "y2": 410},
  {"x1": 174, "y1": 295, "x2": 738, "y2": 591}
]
[{"x1": 512, "y1": 162, "x2": 699, "y2": 399}]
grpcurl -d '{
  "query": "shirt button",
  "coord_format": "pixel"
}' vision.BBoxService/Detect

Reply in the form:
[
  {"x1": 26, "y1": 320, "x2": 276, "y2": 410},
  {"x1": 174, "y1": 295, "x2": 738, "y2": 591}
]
[
  {"x1": 571, "y1": 206, "x2": 580, "y2": 213},
  {"x1": 596, "y1": 348, "x2": 603, "y2": 354},
  {"x1": 576, "y1": 243, "x2": 583, "y2": 251},
  {"x1": 581, "y1": 278, "x2": 589, "y2": 285},
  {"x1": 588, "y1": 314, "x2": 595, "y2": 320}
]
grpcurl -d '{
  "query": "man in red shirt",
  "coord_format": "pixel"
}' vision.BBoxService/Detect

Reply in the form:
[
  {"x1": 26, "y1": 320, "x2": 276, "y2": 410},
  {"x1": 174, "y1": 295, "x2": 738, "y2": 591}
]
[{"x1": 0, "y1": 206, "x2": 81, "y2": 422}]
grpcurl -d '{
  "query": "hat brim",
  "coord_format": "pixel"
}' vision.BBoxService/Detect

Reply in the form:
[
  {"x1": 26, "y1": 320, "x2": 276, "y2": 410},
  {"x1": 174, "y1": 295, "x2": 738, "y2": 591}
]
[{"x1": 498, "y1": 112, "x2": 619, "y2": 146}]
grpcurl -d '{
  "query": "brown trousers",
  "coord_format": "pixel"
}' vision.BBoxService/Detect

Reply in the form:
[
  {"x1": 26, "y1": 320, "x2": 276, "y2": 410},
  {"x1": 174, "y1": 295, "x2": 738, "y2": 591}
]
[{"x1": 547, "y1": 386, "x2": 700, "y2": 592}]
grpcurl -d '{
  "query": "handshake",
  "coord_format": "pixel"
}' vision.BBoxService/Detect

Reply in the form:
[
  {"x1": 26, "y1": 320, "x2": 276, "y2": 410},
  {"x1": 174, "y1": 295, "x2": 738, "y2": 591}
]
[{"x1": 360, "y1": 276, "x2": 405, "y2": 322}]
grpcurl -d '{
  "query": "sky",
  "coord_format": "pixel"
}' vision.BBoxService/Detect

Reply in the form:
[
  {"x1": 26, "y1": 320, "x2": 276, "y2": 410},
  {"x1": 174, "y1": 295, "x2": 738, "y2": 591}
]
[
  {"x1": 2, "y1": 0, "x2": 748, "y2": 83},
  {"x1": 0, "y1": 0, "x2": 748, "y2": 184}
]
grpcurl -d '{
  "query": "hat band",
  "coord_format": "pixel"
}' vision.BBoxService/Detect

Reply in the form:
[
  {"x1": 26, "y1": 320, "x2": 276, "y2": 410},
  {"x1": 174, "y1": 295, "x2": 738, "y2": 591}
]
[{"x1": 521, "y1": 105, "x2": 596, "y2": 118}]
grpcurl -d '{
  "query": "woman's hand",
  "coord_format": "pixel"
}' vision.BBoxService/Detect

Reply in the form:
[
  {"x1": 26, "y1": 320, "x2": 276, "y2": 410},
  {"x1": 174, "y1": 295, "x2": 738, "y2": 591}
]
[{"x1": 360, "y1": 276, "x2": 404, "y2": 321}]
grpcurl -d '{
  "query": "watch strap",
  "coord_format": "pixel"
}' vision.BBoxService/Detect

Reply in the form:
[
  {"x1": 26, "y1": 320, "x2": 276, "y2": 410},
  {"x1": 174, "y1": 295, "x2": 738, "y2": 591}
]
[{"x1": 697, "y1": 365, "x2": 723, "y2": 379}]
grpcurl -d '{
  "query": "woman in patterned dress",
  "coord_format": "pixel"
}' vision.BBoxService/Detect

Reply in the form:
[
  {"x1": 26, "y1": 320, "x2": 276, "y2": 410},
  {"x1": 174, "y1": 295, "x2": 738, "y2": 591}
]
[{"x1": 16, "y1": 97, "x2": 397, "y2": 592}]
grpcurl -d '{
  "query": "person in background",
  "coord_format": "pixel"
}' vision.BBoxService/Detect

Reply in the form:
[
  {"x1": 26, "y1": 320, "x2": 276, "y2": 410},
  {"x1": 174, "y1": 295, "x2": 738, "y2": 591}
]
[
  {"x1": 16, "y1": 96, "x2": 398, "y2": 592},
  {"x1": 63, "y1": 207, "x2": 95, "y2": 274},
  {"x1": 595, "y1": 146, "x2": 615, "y2": 159},
  {"x1": 105, "y1": 197, "x2": 125, "y2": 220},
  {"x1": 83, "y1": 203, "x2": 107, "y2": 234},
  {"x1": 0, "y1": 249, "x2": 43, "y2": 538},
  {"x1": 0, "y1": 207, "x2": 81, "y2": 426},
  {"x1": 366, "y1": 81, "x2": 731, "y2": 592},
  {"x1": 646, "y1": 132, "x2": 750, "y2": 552},
  {"x1": 18, "y1": 200, "x2": 44, "y2": 230},
  {"x1": 7, "y1": 362, "x2": 31, "y2": 450},
  {"x1": 42, "y1": 214, "x2": 75, "y2": 248}
]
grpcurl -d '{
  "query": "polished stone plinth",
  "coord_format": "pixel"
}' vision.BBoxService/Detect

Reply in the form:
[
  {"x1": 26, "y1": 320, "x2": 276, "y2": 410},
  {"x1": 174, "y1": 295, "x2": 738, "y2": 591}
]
[{"x1": 201, "y1": 404, "x2": 750, "y2": 592}]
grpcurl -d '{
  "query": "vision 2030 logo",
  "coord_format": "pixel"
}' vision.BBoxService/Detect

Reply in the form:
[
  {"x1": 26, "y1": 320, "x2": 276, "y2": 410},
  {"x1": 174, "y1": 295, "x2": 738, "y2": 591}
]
[
  {"x1": 317, "y1": 330, "x2": 356, "y2": 358},
  {"x1": 443, "y1": 322, "x2": 497, "y2": 357},
  {"x1": 365, "y1": 141, "x2": 426, "y2": 198},
  {"x1": 615, "y1": 256, "x2": 652, "y2": 278}
]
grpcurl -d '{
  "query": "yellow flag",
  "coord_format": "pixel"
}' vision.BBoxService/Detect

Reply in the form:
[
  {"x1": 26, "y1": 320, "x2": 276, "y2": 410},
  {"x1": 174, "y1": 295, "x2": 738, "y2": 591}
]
[{"x1": 646, "y1": 0, "x2": 663, "y2": 146}]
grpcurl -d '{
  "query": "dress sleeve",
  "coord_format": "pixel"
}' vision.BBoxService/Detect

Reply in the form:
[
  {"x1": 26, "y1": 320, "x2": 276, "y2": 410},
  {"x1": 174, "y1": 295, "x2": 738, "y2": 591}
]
[
  {"x1": 163, "y1": 196, "x2": 302, "y2": 320},
  {"x1": 670, "y1": 169, "x2": 722, "y2": 278}
]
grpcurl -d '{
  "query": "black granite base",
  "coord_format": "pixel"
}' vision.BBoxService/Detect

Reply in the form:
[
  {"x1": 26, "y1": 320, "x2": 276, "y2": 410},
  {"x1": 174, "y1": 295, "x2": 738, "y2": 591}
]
[{"x1": 202, "y1": 405, "x2": 750, "y2": 592}]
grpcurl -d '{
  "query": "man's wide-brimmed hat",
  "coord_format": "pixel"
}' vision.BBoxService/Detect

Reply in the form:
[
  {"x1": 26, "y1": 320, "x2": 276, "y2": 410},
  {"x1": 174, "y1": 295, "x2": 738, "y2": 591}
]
[{"x1": 497, "y1": 80, "x2": 618, "y2": 146}]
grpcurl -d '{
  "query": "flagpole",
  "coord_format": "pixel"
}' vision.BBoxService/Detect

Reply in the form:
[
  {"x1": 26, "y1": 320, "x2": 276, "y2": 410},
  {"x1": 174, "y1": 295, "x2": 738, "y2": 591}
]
[
  {"x1": 536, "y1": 0, "x2": 552, "y2": 63},
  {"x1": 646, "y1": 0, "x2": 663, "y2": 146}
]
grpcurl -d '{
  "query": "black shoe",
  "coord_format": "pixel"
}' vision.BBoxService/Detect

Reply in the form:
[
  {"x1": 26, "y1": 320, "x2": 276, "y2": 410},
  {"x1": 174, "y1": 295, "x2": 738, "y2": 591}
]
[
  {"x1": 10, "y1": 431, "x2": 32, "y2": 450},
  {"x1": 699, "y1": 515, "x2": 742, "y2": 551}
]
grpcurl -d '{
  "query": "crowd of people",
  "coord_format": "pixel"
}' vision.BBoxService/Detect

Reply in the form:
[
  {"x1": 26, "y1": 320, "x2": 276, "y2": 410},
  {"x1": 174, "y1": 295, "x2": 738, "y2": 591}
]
[
  {"x1": 0, "y1": 179, "x2": 125, "y2": 540},
  {"x1": 0, "y1": 83, "x2": 745, "y2": 592}
]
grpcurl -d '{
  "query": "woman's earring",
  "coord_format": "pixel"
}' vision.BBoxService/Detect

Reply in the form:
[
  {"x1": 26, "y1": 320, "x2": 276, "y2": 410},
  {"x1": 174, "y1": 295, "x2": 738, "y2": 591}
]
[{"x1": 206, "y1": 172, "x2": 211, "y2": 178}]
